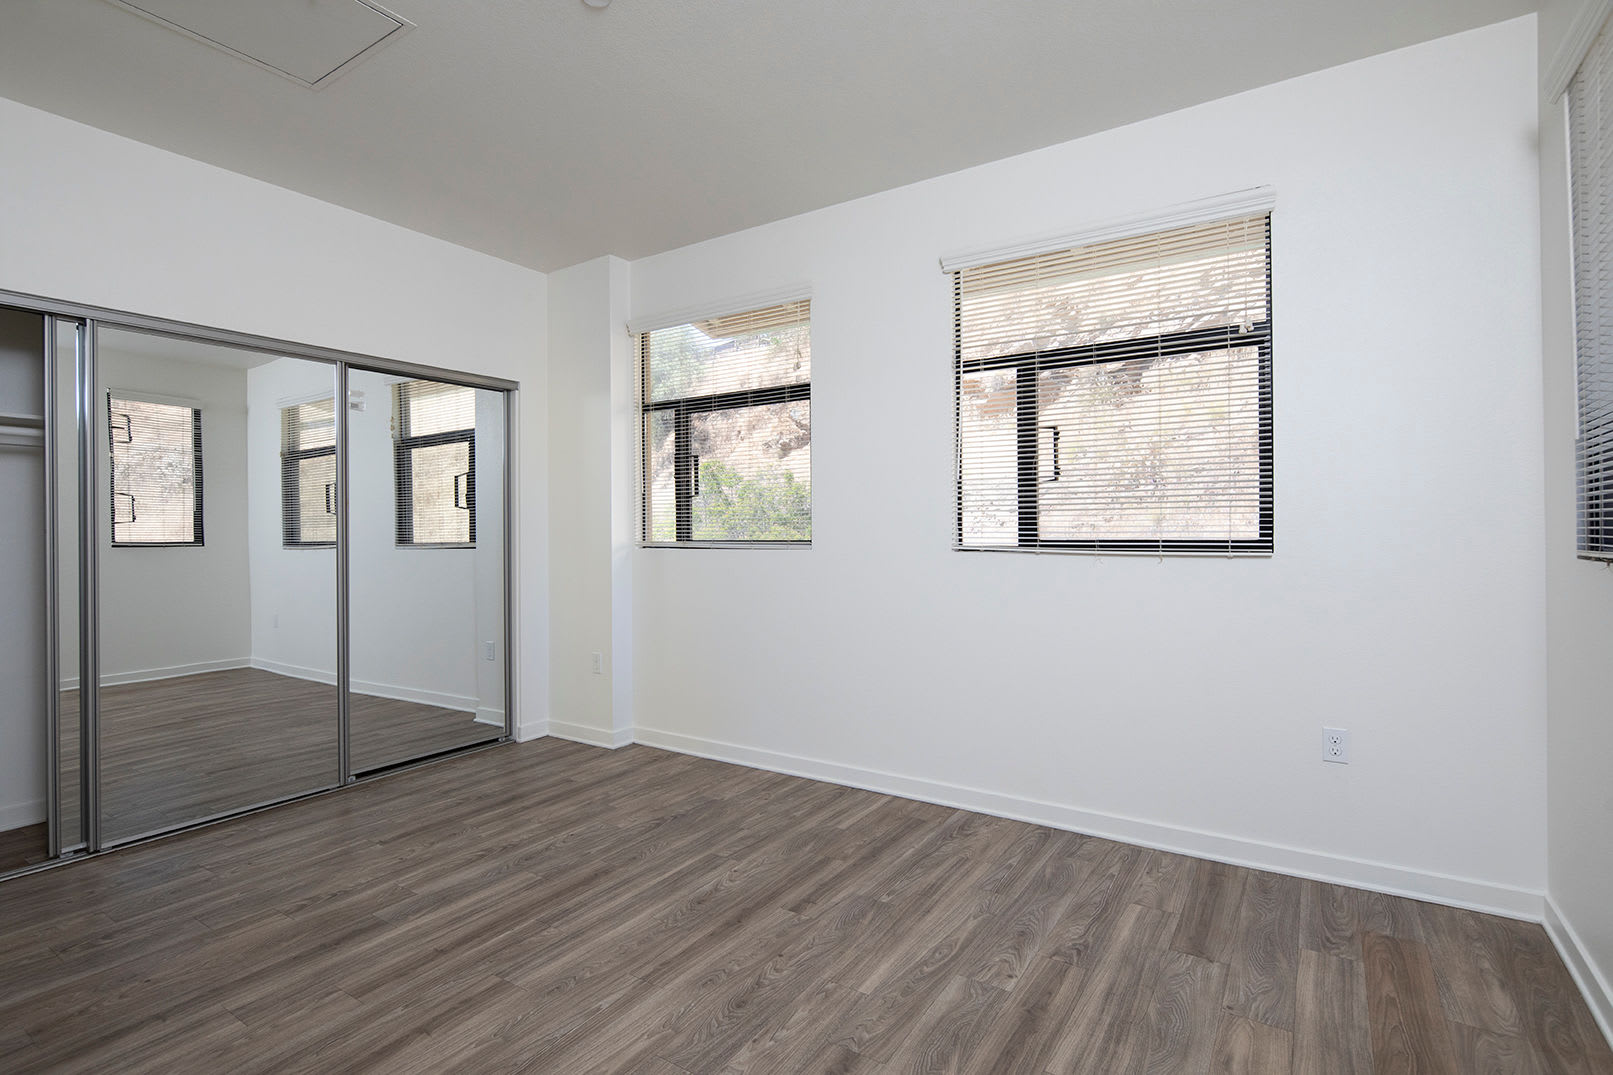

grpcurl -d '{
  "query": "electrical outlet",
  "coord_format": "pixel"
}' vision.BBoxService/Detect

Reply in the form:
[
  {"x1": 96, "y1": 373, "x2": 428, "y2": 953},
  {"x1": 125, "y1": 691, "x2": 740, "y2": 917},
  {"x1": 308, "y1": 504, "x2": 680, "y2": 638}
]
[
  {"x1": 591, "y1": 652, "x2": 604, "y2": 675},
  {"x1": 482, "y1": 641, "x2": 496, "y2": 661},
  {"x1": 1322, "y1": 727, "x2": 1349, "y2": 764},
  {"x1": 272, "y1": 613, "x2": 279, "y2": 629}
]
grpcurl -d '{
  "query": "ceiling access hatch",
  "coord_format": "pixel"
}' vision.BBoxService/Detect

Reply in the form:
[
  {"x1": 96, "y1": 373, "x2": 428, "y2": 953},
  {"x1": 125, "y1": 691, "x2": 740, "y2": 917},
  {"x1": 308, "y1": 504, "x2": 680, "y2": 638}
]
[{"x1": 105, "y1": 0, "x2": 413, "y2": 88}]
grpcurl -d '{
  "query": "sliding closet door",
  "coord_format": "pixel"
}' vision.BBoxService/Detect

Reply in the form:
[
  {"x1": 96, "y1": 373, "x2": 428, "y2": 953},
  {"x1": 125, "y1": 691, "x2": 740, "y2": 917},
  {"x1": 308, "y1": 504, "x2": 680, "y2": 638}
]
[
  {"x1": 53, "y1": 317, "x2": 85, "y2": 854},
  {"x1": 347, "y1": 369, "x2": 507, "y2": 773},
  {"x1": 95, "y1": 327, "x2": 341, "y2": 844}
]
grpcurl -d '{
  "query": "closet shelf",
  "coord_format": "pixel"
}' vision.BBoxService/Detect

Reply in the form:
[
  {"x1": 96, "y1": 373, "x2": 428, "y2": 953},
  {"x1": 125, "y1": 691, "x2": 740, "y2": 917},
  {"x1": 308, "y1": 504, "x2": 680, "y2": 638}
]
[{"x1": 0, "y1": 412, "x2": 45, "y2": 449}]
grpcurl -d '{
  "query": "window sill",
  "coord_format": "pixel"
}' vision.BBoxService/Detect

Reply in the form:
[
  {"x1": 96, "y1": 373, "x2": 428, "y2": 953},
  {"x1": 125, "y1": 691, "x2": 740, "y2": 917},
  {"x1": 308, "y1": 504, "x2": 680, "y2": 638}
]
[
  {"x1": 640, "y1": 541, "x2": 811, "y2": 550},
  {"x1": 954, "y1": 544, "x2": 1273, "y2": 559}
]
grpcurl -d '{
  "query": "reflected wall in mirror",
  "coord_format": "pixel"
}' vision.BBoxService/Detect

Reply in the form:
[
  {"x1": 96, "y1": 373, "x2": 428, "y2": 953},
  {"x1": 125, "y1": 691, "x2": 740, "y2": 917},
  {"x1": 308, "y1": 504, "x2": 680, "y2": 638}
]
[
  {"x1": 0, "y1": 307, "x2": 50, "y2": 873},
  {"x1": 96, "y1": 328, "x2": 339, "y2": 844},
  {"x1": 54, "y1": 316, "x2": 83, "y2": 854},
  {"x1": 349, "y1": 370, "x2": 505, "y2": 773}
]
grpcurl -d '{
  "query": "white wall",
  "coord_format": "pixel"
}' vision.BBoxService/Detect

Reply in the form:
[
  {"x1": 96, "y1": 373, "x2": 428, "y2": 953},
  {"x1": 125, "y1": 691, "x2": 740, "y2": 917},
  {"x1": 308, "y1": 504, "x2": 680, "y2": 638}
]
[
  {"x1": 1539, "y1": 0, "x2": 1613, "y2": 1042},
  {"x1": 546, "y1": 256, "x2": 633, "y2": 745},
  {"x1": 94, "y1": 341, "x2": 252, "y2": 681},
  {"x1": 616, "y1": 17, "x2": 1548, "y2": 914},
  {"x1": 0, "y1": 94, "x2": 549, "y2": 739}
]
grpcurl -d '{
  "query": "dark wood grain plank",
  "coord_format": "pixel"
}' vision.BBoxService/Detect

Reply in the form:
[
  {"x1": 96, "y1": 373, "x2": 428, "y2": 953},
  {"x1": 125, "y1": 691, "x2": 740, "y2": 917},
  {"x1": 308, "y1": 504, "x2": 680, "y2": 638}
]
[
  {"x1": 1294, "y1": 947, "x2": 1372, "y2": 1075},
  {"x1": 1363, "y1": 930, "x2": 1461, "y2": 1073},
  {"x1": 1210, "y1": 1012, "x2": 1293, "y2": 1075}
]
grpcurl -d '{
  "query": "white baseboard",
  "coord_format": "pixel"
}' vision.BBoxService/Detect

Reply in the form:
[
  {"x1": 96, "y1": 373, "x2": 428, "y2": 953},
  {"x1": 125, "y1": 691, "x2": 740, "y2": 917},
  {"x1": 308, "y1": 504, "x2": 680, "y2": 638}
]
[
  {"x1": 475, "y1": 707, "x2": 505, "y2": 728},
  {"x1": 1544, "y1": 895, "x2": 1613, "y2": 1053},
  {"x1": 632, "y1": 725, "x2": 1545, "y2": 922},
  {"x1": 514, "y1": 717, "x2": 549, "y2": 743},
  {"x1": 0, "y1": 798, "x2": 46, "y2": 831},
  {"x1": 548, "y1": 720, "x2": 633, "y2": 749},
  {"x1": 248, "y1": 659, "x2": 478, "y2": 714},
  {"x1": 62, "y1": 657, "x2": 253, "y2": 691}
]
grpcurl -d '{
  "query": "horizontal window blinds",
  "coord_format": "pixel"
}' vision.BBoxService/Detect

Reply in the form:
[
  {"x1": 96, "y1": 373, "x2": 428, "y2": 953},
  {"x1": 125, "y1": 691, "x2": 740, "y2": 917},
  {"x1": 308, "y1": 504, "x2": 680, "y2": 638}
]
[
  {"x1": 108, "y1": 395, "x2": 203, "y2": 546},
  {"x1": 281, "y1": 397, "x2": 335, "y2": 547},
  {"x1": 639, "y1": 299, "x2": 811, "y2": 544},
  {"x1": 393, "y1": 380, "x2": 476, "y2": 547},
  {"x1": 1571, "y1": 18, "x2": 1613, "y2": 557},
  {"x1": 953, "y1": 214, "x2": 1273, "y2": 554}
]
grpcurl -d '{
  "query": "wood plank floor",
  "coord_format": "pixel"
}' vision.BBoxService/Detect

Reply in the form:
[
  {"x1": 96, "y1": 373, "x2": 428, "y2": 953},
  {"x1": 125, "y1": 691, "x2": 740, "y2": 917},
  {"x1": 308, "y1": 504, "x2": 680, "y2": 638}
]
[
  {"x1": 38, "y1": 668, "x2": 500, "y2": 846},
  {"x1": 0, "y1": 739, "x2": 1607, "y2": 1074}
]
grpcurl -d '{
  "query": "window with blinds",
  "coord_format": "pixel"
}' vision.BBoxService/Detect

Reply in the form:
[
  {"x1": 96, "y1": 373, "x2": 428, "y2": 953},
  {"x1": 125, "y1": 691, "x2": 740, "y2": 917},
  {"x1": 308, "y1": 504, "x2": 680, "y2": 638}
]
[
  {"x1": 394, "y1": 379, "x2": 476, "y2": 547},
  {"x1": 953, "y1": 214, "x2": 1273, "y2": 554},
  {"x1": 1570, "y1": 19, "x2": 1613, "y2": 558},
  {"x1": 107, "y1": 394, "x2": 203, "y2": 546},
  {"x1": 639, "y1": 299, "x2": 811, "y2": 545},
  {"x1": 281, "y1": 397, "x2": 336, "y2": 547}
]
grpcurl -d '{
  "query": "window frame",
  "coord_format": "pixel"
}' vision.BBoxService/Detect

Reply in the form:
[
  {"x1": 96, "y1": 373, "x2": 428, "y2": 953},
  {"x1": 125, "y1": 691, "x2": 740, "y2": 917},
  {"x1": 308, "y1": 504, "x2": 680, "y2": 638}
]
[
  {"x1": 636, "y1": 301, "x2": 814, "y2": 549},
  {"x1": 1568, "y1": 20, "x2": 1613, "y2": 560},
  {"x1": 106, "y1": 392, "x2": 205, "y2": 548},
  {"x1": 280, "y1": 398, "x2": 336, "y2": 550},
  {"x1": 393, "y1": 381, "x2": 476, "y2": 549},
  {"x1": 639, "y1": 336, "x2": 813, "y2": 547},
  {"x1": 952, "y1": 216, "x2": 1274, "y2": 556}
]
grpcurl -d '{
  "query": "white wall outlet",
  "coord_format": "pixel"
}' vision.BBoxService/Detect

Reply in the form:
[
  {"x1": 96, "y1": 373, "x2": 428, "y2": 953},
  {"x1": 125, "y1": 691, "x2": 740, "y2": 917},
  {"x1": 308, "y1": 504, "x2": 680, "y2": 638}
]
[
  {"x1": 482, "y1": 641, "x2": 496, "y2": 661},
  {"x1": 590, "y1": 651, "x2": 604, "y2": 675},
  {"x1": 272, "y1": 613, "x2": 279, "y2": 629},
  {"x1": 1322, "y1": 727, "x2": 1349, "y2": 764}
]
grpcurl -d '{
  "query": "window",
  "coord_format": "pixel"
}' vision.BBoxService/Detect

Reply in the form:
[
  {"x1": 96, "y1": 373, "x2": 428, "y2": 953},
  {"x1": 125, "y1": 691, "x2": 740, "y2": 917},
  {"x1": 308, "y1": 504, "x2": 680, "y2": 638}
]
[
  {"x1": 281, "y1": 397, "x2": 336, "y2": 547},
  {"x1": 1570, "y1": 20, "x2": 1613, "y2": 558},
  {"x1": 107, "y1": 394, "x2": 203, "y2": 546},
  {"x1": 638, "y1": 299, "x2": 811, "y2": 545},
  {"x1": 394, "y1": 379, "x2": 476, "y2": 547},
  {"x1": 952, "y1": 214, "x2": 1273, "y2": 554}
]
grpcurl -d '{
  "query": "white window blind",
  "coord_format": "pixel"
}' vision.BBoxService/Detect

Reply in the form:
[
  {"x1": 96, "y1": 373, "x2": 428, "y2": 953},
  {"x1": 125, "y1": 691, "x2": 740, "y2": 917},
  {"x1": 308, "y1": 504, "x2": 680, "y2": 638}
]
[
  {"x1": 281, "y1": 397, "x2": 336, "y2": 547},
  {"x1": 1570, "y1": 18, "x2": 1613, "y2": 558},
  {"x1": 107, "y1": 394, "x2": 202, "y2": 546},
  {"x1": 393, "y1": 379, "x2": 476, "y2": 547},
  {"x1": 638, "y1": 299, "x2": 811, "y2": 545},
  {"x1": 953, "y1": 214, "x2": 1273, "y2": 554}
]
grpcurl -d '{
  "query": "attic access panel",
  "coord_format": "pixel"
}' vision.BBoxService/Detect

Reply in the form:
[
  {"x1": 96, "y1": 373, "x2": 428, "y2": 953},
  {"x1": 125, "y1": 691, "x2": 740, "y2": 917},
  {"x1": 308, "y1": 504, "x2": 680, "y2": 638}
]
[{"x1": 106, "y1": 0, "x2": 412, "y2": 88}]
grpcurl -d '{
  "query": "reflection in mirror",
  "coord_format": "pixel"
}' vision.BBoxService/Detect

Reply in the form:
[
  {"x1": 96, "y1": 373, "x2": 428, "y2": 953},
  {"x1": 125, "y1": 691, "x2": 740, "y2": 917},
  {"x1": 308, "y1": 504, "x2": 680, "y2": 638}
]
[
  {"x1": 54, "y1": 317, "x2": 84, "y2": 854},
  {"x1": 348, "y1": 370, "x2": 505, "y2": 773},
  {"x1": 0, "y1": 307, "x2": 51, "y2": 873},
  {"x1": 95, "y1": 328, "x2": 339, "y2": 844}
]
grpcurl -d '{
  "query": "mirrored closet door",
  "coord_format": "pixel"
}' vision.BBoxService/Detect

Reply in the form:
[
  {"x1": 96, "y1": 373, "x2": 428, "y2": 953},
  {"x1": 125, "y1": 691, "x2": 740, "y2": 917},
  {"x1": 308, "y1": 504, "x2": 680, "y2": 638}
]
[
  {"x1": 348, "y1": 369, "x2": 507, "y2": 774},
  {"x1": 95, "y1": 328, "x2": 341, "y2": 843},
  {"x1": 0, "y1": 295, "x2": 514, "y2": 879}
]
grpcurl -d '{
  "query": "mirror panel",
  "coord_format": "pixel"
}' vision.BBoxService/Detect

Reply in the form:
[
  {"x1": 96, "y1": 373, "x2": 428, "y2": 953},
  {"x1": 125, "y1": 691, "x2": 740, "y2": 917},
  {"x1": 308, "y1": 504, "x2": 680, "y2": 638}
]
[
  {"x1": 348, "y1": 369, "x2": 506, "y2": 773},
  {"x1": 95, "y1": 327, "x2": 340, "y2": 843}
]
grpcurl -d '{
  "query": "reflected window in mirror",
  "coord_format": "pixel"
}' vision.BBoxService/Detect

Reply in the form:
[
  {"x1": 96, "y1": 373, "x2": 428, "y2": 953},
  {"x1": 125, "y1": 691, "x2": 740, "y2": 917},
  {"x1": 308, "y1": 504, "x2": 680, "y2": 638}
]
[
  {"x1": 281, "y1": 397, "x2": 336, "y2": 548},
  {"x1": 107, "y1": 394, "x2": 203, "y2": 546},
  {"x1": 393, "y1": 380, "x2": 475, "y2": 547}
]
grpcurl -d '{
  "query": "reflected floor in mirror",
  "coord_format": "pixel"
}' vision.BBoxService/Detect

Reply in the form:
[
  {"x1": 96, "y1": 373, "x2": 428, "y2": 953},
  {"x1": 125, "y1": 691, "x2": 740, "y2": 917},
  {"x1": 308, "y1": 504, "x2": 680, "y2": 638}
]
[{"x1": 59, "y1": 669, "x2": 499, "y2": 843}]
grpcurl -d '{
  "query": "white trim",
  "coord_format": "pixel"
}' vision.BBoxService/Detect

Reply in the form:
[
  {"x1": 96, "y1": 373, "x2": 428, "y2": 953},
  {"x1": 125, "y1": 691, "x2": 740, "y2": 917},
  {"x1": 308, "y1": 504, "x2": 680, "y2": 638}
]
[
  {"x1": 248, "y1": 658, "x2": 478, "y2": 713},
  {"x1": 1545, "y1": 0, "x2": 1613, "y2": 102},
  {"x1": 106, "y1": 386, "x2": 204, "y2": 409},
  {"x1": 633, "y1": 725, "x2": 1543, "y2": 921},
  {"x1": 474, "y1": 707, "x2": 504, "y2": 727},
  {"x1": 626, "y1": 284, "x2": 813, "y2": 337},
  {"x1": 274, "y1": 389, "x2": 335, "y2": 410},
  {"x1": 548, "y1": 721, "x2": 634, "y2": 749},
  {"x1": 514, "y1": 717, "x2": 549, "y2": 743},
  {"x1": 939, "y1": 186, "x2": 1278, "y2": 273},
  {"x1": 0, "y1": 798, "x2": 46, "y2": 831},
  {"x1": 1544, "y1": 895, "x2": 1613, "y2": 1052},
  {"x1": 62, "y1": 657, "x2": 252, "y2": 690}
]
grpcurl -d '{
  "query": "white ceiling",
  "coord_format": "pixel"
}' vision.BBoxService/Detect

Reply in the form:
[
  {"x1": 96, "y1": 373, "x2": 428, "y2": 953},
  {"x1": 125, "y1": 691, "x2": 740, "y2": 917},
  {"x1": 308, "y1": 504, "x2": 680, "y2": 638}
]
[{"x1": 0, "y1": 0, "x2": 1535, "y2": 272}]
